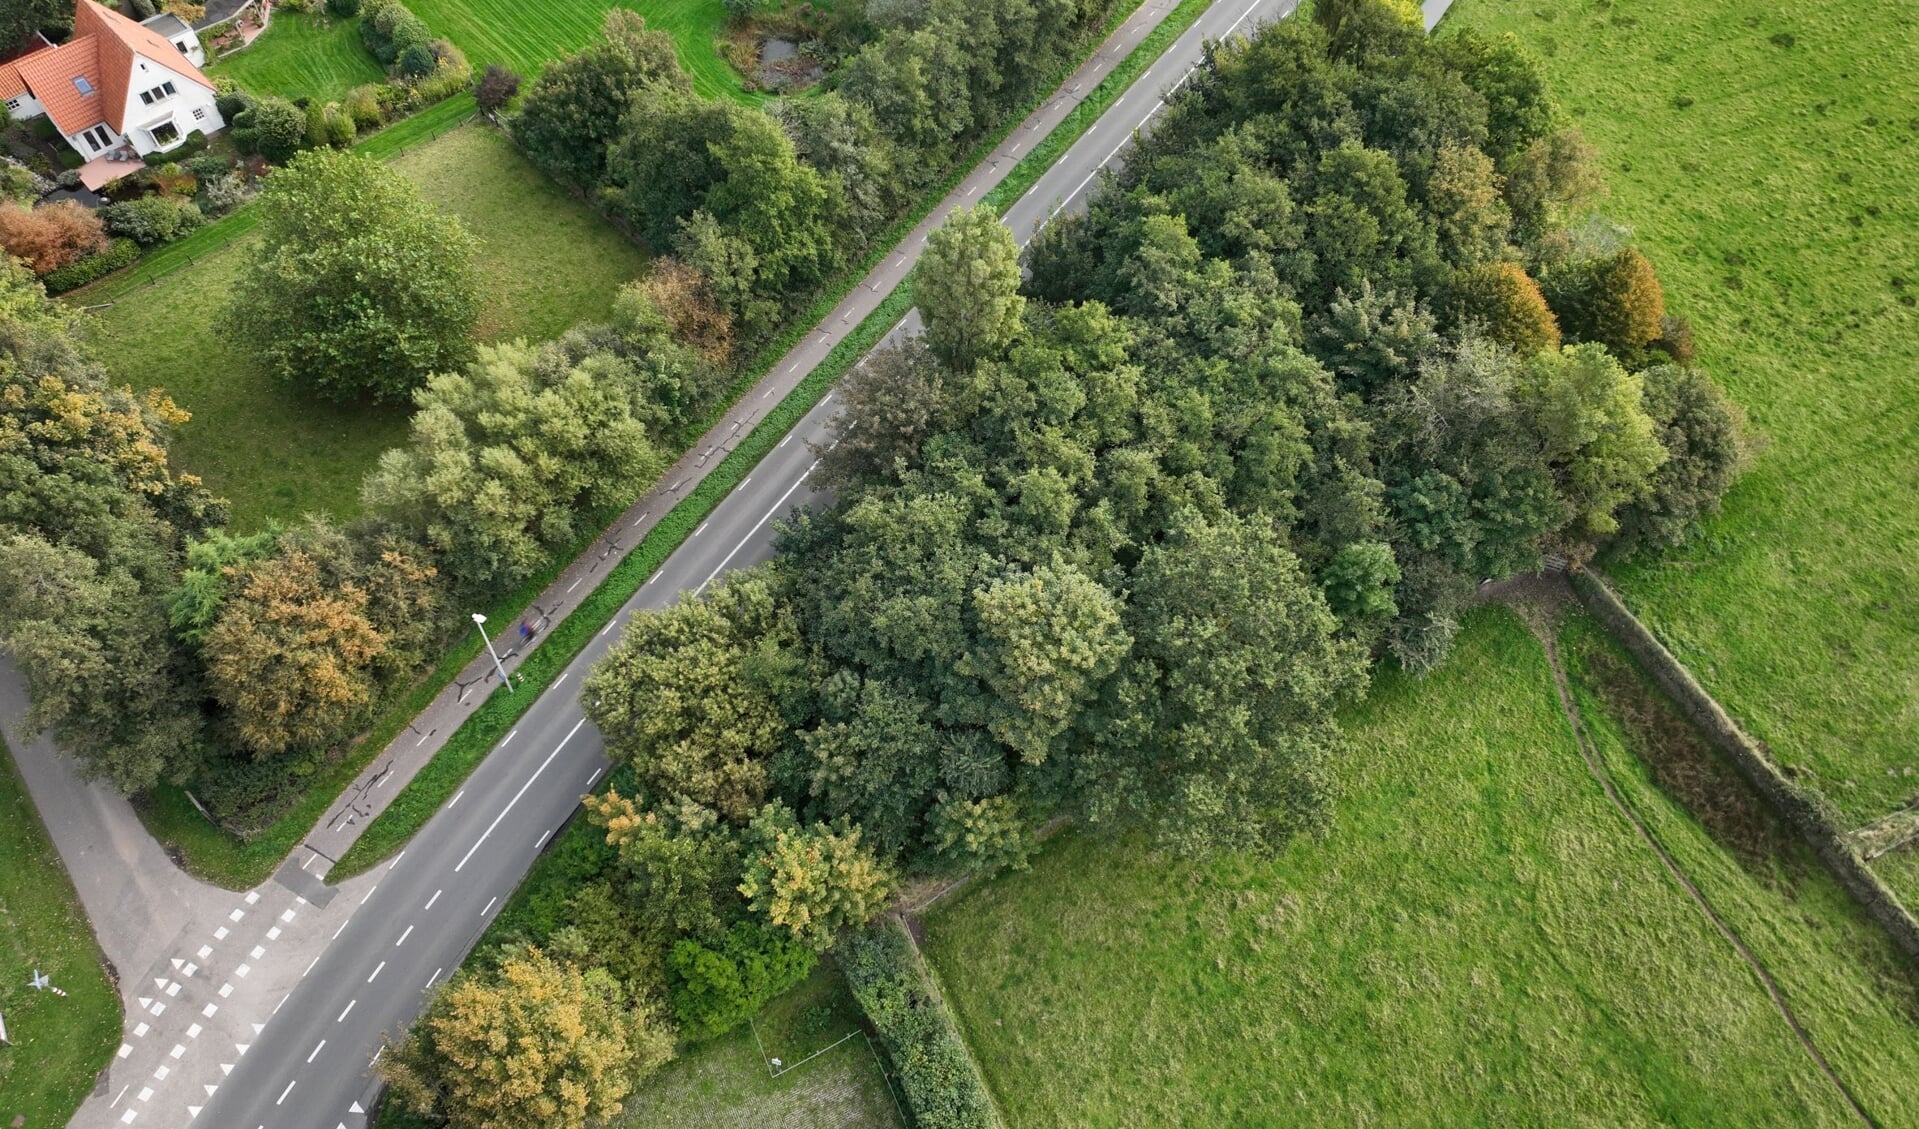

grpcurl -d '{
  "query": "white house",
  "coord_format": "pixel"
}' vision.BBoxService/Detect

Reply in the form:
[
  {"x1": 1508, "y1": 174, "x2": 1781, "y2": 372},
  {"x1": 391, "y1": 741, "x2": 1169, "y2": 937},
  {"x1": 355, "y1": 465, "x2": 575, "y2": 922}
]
[{"x1": 0, "y1": 0, "x2": 224, "y2": 186}]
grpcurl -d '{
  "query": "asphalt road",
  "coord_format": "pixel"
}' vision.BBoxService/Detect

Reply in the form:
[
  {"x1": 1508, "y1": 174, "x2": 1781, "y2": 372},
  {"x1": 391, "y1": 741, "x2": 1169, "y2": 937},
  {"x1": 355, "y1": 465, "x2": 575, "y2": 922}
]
[{"x1": 203, "y1": 0, "x2": 1294, "y2": 1123}]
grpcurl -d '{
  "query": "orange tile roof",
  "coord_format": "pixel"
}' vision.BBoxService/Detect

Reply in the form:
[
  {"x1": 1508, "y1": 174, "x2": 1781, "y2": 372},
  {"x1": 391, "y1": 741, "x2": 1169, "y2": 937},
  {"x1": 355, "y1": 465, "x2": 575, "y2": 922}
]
[
  {"x1": 76, "y1": 0, "x2": 214, "y2": 131},
  {"x1": 13, "y1": 34, "x2": 102, "y2": 136},
  {"x1": 5, "y1": 0, "x2": 214, "y2": 137}
]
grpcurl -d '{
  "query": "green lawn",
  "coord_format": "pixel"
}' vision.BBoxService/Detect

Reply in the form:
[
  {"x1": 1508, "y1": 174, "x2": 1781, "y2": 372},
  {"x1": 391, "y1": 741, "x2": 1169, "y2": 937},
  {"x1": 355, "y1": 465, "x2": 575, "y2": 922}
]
[
  {"x1": 211, "y1": 10, "x2": 387, "y2": 101},
  {"x1": 407, "y1": 0, "x2": 761, "y2": 102},
  {"x1": 0, "y1": 738, "x2": 122, "y2": 1129},
  {"x1": 613, "y1": 963, "x2": 905, "y2": 1129},
  {"x1": 923, "y1": 610, "x2": 1919, "y2": 1127},
  {"x1": 84, "y1": 121, "x2": 647, "y2": 530},
  {"x1": 1447, "y1": 0, "x2": 1919, "y2": 835},
  {"x1": 390, "y1": 123, "x2": 650, "y2": 342}
]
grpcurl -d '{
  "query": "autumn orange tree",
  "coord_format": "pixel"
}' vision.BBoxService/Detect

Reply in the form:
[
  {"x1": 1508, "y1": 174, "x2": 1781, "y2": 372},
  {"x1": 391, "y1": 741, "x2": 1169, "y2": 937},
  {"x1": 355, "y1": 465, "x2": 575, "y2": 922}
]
[
  {"x1": 1451, "y1": 261, "x2": 1561, "y2": 356},
  {"x1": 0, "y1": 202, "x2": 107, "y2": 275},
  {"x1": 201, "y1": 549, "x2": 386, "y2": 757},
  {"x1": 381, "y1": 947, "x2": 674, "y2": 1129},
  {"x1": 1547, "y1": 246, "x2": 1667, "y2": 360}
]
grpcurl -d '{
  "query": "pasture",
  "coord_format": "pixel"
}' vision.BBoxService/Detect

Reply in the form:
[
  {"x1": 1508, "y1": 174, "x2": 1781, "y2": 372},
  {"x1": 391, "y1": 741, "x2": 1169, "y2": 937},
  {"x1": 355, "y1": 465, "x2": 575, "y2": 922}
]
[
  {"x1": 84, "y1": 122, "x2": 648, "y2": 529},
  {"x1": 1448, "y1": 0, "x2": 1919, "y2": 858},
  {"x1": 923, "y1": 610, "x2": 1919, "y2": 1127}
]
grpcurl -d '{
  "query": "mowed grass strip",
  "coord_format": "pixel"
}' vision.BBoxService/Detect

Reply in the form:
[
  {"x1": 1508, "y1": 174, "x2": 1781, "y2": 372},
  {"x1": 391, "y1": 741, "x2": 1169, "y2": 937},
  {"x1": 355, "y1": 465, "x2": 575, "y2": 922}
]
[
  {"x1": 923, "y1": 610, "x2": 1919, "y2": 1127},
  {"x1": 211, "y1": 10, "x2": 386, "y2": 101},
  {"x1": 1447, "y1": 0, "x2": 1919, "y2": 831},
  {"x1": 0, "y1": 738, "x2": 122, "y2": 1128},
  {"x1": 406, "y1": 0, "x2": 763, "y2": 103},
  {"x1": 84, "y1": 121, "x2": 645, "y2": 530},
  {"x1": 614, "y1": 962, "x2": 904, "y2": 1129}
]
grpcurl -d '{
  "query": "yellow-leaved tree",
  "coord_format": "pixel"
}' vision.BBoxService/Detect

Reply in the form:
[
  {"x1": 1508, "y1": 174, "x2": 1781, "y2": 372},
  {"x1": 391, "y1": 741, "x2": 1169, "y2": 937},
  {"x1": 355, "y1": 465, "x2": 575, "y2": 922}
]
[{"x1": 380, "y1": 946, "x2": 674, "y2": 1129}]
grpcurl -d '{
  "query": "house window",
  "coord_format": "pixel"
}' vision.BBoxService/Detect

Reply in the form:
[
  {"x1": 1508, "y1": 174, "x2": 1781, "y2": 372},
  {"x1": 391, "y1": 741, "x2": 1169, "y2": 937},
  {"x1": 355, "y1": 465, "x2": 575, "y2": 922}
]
[
  {"x1": 192, "y1": 107, "x2": 205, "y2": 121},
  {"x1": 175, "y1": 39, "x2": 189, "y2": 54},
  {"x1": 139, "y1": 82, "x2": 177, "y2": 106},
  {"x1": 164, "y1": 81, "x2": 177, "y2": 96},
  {"x1": 150, "y1": 121, "x2": 180, "y2": 148},
  {"x1": 72, "y1": 76, "x2": 94, "y2": 95}
]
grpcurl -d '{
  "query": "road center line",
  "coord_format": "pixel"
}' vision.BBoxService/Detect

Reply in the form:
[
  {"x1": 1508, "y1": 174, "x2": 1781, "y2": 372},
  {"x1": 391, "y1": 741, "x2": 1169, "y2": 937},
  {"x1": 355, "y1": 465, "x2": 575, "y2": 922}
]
[
  {"x1": 695, "y1": 460, "x2": 821, "y2": 595},
  {"x1": 396, "y1": 925, "x2": 414, "y2": 946},
  {"x1": 454, "y1": 719, "x2": 586, "y2": 872},
  {"x1": 368, "y1": 961, "x2": 386, "y2": 983},
  {"x1": 338, "y1": 1000, "x2": 355, "y2": 1022},
  {"x1": 277, "y1": 1080, "x2": 296, "y2": 1105},
  {"x1": 307, "y1": 1040, "x2": 325, "y2": 1063},
  {"x1": 425, "y1": 889, "x2": 442, "y2": 911}
]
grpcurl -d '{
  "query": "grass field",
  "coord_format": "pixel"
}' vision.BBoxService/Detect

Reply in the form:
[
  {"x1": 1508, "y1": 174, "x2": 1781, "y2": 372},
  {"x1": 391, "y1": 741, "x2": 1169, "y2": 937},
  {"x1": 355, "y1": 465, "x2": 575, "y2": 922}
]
[
  {"x1": 211, "y1": 10, "x2": 386, "y2": 101},
  {"x1": 613, "y1": 963, "x2": 904, "y2": 1129},
  {"x1": 407, "y1": 0, "x2": 761, "y2": 102},
  {"x1": 1446, "y1": 0, "x2": 1919, "y2": 836},
  {"x1": 923, "y1": 609, "x2": 1919, "y2": 1127},
  {"x1": 0, "y1": 738, "x2": 122, "y2": 1129},
  {"x1": 85, "y1": 121, "x2": 647, "y2": 529}
]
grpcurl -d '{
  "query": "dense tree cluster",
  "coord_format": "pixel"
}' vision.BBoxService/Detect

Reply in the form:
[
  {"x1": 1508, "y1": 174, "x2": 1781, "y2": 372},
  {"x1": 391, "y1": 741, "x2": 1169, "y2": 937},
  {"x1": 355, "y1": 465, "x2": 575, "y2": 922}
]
[
  {"x1": 558, "y1": 10, "x2": 1752, "y2": 1056},
  {"x1": 511, "y1": 0, "x2": 1120, "y2": 342}
]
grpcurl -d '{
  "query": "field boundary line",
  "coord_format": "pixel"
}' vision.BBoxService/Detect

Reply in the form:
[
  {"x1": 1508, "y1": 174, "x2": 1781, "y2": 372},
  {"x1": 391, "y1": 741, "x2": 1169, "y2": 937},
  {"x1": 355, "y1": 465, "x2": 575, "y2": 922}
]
[
  {"x1": 1570, "y1": 571, "x2": 1919, "y2": 961},
  {"x1": 1505, "y1": 579, "x2": 1877, "y2": 1128}
]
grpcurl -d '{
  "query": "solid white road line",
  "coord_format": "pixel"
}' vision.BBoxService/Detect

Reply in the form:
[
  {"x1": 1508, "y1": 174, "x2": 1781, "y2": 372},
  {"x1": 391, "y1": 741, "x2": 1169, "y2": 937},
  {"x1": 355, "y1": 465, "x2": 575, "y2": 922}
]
[
  {"x1": 695, "y1": 460, "x2": 821, "y2": 595},
  {"x1": 448, "y1": 788, "x2": 465, "y2": 809},
  {"x1": 303, "y1": 956, "x2": 319, "y2": 978},
  {"x1": 482, "y1": 897, "x2": 498, "y2": 916},
  {"x1": 454, "y1": 719, "x2": 585, "y2": 872}
]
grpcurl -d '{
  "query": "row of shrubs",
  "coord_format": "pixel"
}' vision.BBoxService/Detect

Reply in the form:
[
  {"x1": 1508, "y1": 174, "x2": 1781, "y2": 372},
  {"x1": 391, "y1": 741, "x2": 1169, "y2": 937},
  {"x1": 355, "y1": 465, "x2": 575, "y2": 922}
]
[{"x1": 837, "y1": 920, "x2": 1000, "y2": 1129}]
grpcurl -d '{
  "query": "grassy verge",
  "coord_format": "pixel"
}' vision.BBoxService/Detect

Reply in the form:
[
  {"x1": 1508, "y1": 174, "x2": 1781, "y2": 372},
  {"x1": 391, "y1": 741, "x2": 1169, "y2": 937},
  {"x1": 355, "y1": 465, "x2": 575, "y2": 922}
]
[
  {"x1": 211, "y1": 10, "x2": 387, "y2": 101},
  {"x1": 921, "y1": 610, "x2": 1919, "y2": 1126},
  {"x1": 328, "y1": 0, "x2": 1196, "y2": 881},
  {"x1": 1449, "y1": 0, "x2": 1919, "y2": 828},
  {"x1": 0, "y1": 737, "x2": 122, "y2": 1127}
]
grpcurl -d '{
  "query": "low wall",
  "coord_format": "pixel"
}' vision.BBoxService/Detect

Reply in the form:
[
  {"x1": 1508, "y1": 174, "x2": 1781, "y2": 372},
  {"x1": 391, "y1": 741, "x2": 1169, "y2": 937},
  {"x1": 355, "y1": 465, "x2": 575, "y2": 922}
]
[{"x1": 1571, "y1": 570, "x2": 1919, "y2": 960}]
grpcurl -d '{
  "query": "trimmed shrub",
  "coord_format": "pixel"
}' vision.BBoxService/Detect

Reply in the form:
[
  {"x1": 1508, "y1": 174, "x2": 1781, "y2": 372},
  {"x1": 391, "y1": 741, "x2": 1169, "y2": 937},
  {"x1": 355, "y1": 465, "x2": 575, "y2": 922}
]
[
  {"x1": 42, "y1": 237, "x2": 140, "y2": 293},
  {"x1": 838, "y1": 921, "x2": 998, "y2": 1129},
  {"x1": 326, "y1": 0, "x2": 360, "y2": 14},
  {"x1": 473, "y1": 63, "x2": 521, "y2": 113},
  {"x1": 233, "y1": 95, "x2": 306, "y2": 162},
  {"x1": 182, "y1": 151, "x2": 233, "y2": 180},
  {"x1": 666, "y1": 921, "x2": 817, "y2": 1041},
  {"x1": 101, "y1": 195, "x2": 204, "y2": 246},
  {"x1": 398, "y1": 41, "x2": 436, "y2": 78},
  {"x1": 1450, "y1": 260, "x2": 1561, "y2": 356}
]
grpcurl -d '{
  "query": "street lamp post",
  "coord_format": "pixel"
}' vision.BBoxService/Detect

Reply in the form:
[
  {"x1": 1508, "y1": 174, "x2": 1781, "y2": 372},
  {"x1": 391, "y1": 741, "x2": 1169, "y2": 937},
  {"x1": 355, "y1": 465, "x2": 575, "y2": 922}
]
[{"x1": 472, "y1": 612, "x2": 513, "y2": 690}]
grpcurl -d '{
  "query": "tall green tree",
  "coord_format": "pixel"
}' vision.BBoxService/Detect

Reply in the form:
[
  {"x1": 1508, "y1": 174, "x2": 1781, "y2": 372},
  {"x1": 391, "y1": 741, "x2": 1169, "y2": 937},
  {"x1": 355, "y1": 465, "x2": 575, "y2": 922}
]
[
  {"x1": 0, "y1": 0, "x2": 69, "y2": 49},
  {"x1": 915, "y1": 205, "x2": 1026, "y2": 370},
  {"x1": 363, "y1": 340, "x2": 665, "y2": 592},
  {"x1": 582, "y1": 572, "x2": 797, "y2": 823},
  {"x1": 224, "y1": 148, "x2": 481, "y2": 403},
  {"x1": 509, "y1": 10, "x2": 688, "y2": 190},
  {"x1": 1518, "y1": 343, "x2": 1666, "y2": 538},
  {"x1": 738, "y1": 803, "x2": 895, "y2": 949}
]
